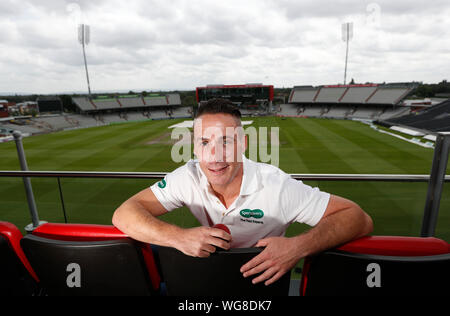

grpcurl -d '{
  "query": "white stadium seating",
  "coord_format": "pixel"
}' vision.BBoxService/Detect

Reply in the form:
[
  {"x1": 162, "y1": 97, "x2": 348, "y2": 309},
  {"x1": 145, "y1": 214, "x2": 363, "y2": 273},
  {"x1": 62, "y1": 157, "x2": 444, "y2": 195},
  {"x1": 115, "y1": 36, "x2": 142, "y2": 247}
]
[
  {"x1": 119, "y1": 98, "x2": 145, "y2": 108},
  {"x1": 285, "y1": 83, "x2": 417, "y2": 121},
  {"x1": 289, "y1": 83, "x2": 415, "y2": 106},
  {"x1": 289, "y1": 87, "x2": 318, "y2": 103},
  {"x1": 314, "y1": 87, "x2": 347, "y2": 103},
  {"x1": 366, "y1": 88, "x2": 411, "y2": 105},
  {"x1": 340, "y1": 87, "x2": 377, "y2": 103},
  {"x1": 72, "y1": 93, "x2": 182, "y2": 113},
  {"x1": 72, "y1": 97, "x2": 96, "y2": 111}
]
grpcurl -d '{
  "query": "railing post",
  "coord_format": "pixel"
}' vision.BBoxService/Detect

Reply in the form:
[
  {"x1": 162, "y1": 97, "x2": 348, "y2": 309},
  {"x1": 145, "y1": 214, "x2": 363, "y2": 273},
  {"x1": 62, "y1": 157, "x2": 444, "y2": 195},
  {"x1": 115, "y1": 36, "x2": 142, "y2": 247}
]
[
  {"x1": 57, "y1": 177, "x2": 68, "y2": 223},
  {"x1": 421, "y1": 133, "x2": 450, "y2": 237},
  {"x1": 12, "y1": 131, "x2": 45, "y2": 232}
]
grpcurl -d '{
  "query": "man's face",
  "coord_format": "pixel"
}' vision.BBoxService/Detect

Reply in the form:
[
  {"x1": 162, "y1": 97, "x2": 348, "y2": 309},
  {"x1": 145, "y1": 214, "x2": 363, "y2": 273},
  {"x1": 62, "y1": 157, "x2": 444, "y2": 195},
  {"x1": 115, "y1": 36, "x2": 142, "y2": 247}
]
[{"x1": 193, "y1": 113, "x2": 246, "y2": 188}]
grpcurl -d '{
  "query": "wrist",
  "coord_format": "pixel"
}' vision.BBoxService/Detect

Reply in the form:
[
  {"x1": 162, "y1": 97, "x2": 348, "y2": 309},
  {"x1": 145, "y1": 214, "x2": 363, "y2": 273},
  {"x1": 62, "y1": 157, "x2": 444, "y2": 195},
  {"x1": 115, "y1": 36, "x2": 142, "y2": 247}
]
[
  {"x1": 290, "y1": 233, "x2": 315, "y2": 259},
  {"x1": 164, "y1": 224, "x2": 186, "y2": 250}
]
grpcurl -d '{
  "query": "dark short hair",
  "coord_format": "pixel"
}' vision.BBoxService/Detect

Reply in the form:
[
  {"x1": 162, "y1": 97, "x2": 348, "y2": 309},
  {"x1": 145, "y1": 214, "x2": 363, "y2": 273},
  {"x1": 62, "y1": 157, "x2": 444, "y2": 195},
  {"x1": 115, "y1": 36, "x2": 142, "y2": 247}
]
[{"x1": 195, "y1": 98, "x2": 241, "y2": 120}]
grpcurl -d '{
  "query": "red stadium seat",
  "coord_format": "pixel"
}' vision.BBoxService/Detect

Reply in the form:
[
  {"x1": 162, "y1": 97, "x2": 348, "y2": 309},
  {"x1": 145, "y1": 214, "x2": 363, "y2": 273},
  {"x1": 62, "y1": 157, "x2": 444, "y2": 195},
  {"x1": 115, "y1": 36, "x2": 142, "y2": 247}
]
[
  {"x1": 0, "y1": 221, "x2": 39, "y2": 295},
  {"x1": 21, "y1": 223, "x2": 161, "y2": 296},
  {"x1": 300, "y1": 236, "x2": 450, "y2": 296},
  {"x1": 336, "y1": 236, "x2": 450, "y2": 257},
  {"x1": 32, "y1": 222, "x2": 127, "y2": 241}
]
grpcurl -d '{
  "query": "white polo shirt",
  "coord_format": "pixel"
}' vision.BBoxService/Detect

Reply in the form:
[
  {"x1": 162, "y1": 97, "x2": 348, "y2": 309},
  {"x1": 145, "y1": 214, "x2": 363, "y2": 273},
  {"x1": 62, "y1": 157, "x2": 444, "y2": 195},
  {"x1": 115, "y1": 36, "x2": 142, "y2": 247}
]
[{"x1": 150, "y1": 155, "x2": 330, "y2": 248}]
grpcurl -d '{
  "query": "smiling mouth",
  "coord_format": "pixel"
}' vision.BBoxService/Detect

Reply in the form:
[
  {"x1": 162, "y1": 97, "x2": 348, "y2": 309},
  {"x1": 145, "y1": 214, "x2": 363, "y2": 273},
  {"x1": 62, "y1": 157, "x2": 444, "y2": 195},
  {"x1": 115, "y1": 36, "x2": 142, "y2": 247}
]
[{"x1": 208, "y1": 165, "x2": 229, "y2": 175}]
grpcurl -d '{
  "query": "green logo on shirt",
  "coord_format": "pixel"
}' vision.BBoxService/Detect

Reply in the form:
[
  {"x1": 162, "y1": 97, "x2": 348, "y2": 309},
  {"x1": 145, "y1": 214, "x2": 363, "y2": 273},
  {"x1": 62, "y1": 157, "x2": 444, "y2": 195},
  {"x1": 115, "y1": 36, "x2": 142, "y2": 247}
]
[
  {"x1": 157, "y1": 179, "x2": 166, "y2": 189},
  {"x1": 240, "y1": 209, "x2": 264, "y2": 219}
]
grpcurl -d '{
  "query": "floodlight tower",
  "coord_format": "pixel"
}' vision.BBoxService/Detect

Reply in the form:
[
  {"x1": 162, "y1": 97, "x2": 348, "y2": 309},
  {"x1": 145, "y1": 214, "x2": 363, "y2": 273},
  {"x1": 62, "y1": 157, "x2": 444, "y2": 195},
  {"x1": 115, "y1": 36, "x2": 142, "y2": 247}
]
[
  {"x1": 78, "y1": 24, "x2": 92, "y2": 96},
  {"x1": 342, "y1": 22, "x2": 353, "y2": 85}
]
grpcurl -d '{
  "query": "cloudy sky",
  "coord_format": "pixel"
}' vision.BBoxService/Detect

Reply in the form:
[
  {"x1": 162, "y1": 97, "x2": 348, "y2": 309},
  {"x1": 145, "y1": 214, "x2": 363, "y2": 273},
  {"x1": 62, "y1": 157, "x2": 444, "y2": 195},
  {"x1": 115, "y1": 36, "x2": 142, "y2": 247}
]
[{"x1": 0, "y1": 0, "x2": 449, "y2": 94}]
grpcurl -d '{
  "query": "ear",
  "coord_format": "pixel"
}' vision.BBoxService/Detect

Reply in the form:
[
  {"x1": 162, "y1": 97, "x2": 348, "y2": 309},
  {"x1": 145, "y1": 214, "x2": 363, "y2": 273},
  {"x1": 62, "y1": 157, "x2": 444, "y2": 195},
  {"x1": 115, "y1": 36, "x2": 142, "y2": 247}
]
[{"x1": 193, "y1": 141, "x2": 200, "y2": 159}]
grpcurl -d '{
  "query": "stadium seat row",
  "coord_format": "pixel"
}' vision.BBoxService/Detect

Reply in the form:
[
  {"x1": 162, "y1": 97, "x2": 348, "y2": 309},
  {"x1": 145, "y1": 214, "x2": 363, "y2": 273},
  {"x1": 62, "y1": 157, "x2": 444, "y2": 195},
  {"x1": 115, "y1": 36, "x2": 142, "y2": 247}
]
[
  {"x1": 1, "y1": 221, "x2": 449, "y2": 296},
  {"x1": 289, "y1": 86, "x2": 413, "y2": 105}
]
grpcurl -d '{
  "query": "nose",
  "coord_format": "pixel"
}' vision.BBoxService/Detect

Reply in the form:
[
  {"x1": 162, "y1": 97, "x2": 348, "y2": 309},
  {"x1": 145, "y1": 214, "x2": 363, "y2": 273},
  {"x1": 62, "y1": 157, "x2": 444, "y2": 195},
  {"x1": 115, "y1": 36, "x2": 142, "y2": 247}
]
[
  {"x1": 202, "y1": 140, "x2": 226, "y2": 163},
  {"x1": 211, "y1": 142, "x2": 225, "y2": 163}
]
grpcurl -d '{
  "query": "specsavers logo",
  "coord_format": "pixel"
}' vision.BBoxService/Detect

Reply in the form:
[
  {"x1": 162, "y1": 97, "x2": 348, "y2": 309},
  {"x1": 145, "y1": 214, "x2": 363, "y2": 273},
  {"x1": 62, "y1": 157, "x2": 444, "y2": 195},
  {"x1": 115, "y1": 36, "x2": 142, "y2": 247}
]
[
  {"x1": 240, "y1": 209, "x2": 264, "y2": 224},
  {"x1": 240, "y1": 209, "x2": 264, "y2": 219},
  {"x1": 157, "y1": 179, "x2": 167, "y2": 189}
]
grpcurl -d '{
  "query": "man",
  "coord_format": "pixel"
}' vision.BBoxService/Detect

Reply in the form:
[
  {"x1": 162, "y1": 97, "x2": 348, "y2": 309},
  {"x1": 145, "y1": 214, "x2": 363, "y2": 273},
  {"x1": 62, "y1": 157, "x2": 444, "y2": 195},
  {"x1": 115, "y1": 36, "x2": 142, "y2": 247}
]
[{"x1": 112, "y1": 98, "x2": 373, "y2": 286}]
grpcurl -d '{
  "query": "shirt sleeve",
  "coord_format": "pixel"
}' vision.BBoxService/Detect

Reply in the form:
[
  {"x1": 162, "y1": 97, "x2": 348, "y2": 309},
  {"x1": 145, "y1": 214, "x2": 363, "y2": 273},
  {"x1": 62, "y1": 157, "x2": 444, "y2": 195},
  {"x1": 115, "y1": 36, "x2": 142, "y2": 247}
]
[
  {"x1": 280, "y1": 177, "x2": 330, "y2": 227},
  {"x1": 150, "y1": 165, "x2": 188, "y2": 212}
]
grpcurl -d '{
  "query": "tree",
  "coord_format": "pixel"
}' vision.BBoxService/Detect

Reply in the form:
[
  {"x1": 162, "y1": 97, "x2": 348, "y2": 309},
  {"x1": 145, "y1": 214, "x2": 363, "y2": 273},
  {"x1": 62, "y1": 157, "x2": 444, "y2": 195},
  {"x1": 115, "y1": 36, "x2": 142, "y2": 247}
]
[{"x1": 415, "y1": 85, "x2": 434, "y2": 98}]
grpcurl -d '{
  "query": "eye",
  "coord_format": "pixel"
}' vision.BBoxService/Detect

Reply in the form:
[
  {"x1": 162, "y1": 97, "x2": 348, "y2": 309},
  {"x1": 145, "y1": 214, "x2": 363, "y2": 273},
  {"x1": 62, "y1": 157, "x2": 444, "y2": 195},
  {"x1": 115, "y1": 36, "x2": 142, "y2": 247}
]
[
  {"x1": 201, "y1": 141, "x2": 208, "y2": 146},
  {"x1": 223, "y1": 138, "x2": 234, "y2": 145}
]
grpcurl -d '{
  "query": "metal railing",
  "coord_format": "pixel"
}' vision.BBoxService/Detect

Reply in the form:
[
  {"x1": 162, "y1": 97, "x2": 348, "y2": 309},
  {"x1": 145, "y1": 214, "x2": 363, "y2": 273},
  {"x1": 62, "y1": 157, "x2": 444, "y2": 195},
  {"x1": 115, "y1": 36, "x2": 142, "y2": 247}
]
[{"x1": 1, "y1": 170, "x2": 449, "y2": 182}]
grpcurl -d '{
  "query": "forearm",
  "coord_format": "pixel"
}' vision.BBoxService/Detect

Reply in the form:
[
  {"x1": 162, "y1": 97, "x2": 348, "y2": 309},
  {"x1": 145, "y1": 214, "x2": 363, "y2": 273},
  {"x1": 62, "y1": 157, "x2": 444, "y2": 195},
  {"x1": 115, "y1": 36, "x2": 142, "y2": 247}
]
[
  {"x1": 112, "y1": 200, "x2": 183, "y2": 248},
  {"x1": 293, "y1": 206, "x2": 373, "y2": 258},
  {"x1": 112, "y1": 200, "x2": 231, "y2": 257},
  {"x1": 241, "y1": 197, "x2": 373, "y2": 285}
]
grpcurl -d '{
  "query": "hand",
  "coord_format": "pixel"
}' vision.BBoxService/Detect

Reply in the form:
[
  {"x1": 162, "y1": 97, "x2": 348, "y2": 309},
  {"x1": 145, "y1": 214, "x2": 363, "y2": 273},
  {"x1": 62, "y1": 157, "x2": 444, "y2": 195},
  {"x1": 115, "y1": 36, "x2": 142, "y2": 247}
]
[
  {"x1": 176, "y1": 226, "x2": 232, "y2": 258},
  {"x1": 240, "y1": 236, "x2": 303, "y2": 286}
]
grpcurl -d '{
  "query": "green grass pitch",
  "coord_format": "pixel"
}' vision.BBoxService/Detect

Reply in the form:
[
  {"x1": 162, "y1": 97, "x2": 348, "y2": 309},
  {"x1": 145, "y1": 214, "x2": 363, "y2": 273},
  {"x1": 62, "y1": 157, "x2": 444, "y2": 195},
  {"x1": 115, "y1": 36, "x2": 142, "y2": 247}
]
[{"x1": 0, "y1": 116, "x2": 448, "y2": 278}]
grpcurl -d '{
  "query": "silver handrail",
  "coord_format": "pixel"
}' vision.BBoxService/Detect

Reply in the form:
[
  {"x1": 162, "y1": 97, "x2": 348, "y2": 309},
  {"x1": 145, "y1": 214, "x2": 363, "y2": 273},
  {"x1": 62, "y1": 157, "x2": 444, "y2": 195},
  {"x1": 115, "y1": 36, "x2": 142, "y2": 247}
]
[{"x1": 1, "y1": 170, "x2": 448, "y2": 182}]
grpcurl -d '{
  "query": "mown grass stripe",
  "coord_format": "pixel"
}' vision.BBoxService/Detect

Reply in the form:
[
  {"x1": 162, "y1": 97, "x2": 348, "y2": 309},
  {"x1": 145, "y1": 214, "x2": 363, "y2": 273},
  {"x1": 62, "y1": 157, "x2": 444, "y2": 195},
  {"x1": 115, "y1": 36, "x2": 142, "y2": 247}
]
[
  {"x1": 331, "y1": 119, "x2": 433, "y2": 174},
  {"x1": 308, "y1": 119, "x2": 406, "y2": 174},
  {"x1": 289, "y1": 118, "x2": 359, "y2": 173}
]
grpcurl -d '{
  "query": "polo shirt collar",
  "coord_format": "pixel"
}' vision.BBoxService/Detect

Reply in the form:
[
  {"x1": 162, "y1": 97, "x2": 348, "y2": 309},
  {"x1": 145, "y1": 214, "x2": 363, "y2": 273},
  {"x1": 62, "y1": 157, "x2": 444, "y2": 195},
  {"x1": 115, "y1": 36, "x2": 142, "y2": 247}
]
[{"x1": 240, "y1": 155, "x2": 262, "y2": 196}]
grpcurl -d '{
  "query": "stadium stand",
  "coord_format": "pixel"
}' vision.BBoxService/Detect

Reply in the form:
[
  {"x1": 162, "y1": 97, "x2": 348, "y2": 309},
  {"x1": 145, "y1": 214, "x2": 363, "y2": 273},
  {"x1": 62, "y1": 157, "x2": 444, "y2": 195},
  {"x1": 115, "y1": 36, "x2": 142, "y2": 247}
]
[
  {"x1": 288, "y1": 86, "x2": 319, "y2": 103},
  {"x1": 72, "y1": 97, "x2": 96, "y2": 111},
  {"x1": 0, "y1": 92, "x2": 190, "y2": 138},
  {"x1": 285, "y1": 83, "x2": 418, "y2": 121},
  {"x1": 315, "y1": 86, "x2": 347, "y2": 103},
  {"x1": 379, "y1": 98, "x2": 450, "y2": 132},
  {"x1": 73, "y1": 94, "x2": 183, "y2": 113},
  {"x1": 171, "y1": 106, "x2": 192, "y2": 118},
  {"x1": 125, "y1": 112, "x2": 145, "y2": 121},
  {"x1": 340, "y1": 86, "x2": 378, "y2": 103},
  {"x1": 116, "y1": 95, "x2": 144, "y2": 108},
  {"x1": 322, "y1": 105, "x2": 350, "y2": 118},
  {"x1": 168, "y1": 94, "x2": 181, "y2": 105},
  {"x1": 289, "y1": 83, "x2": 417, "y2": 106},
  {"x1": 92, "y1": 98, "x2": 121, "y2": 110},
  {"x1": 367, "y1": 86, "x2": 412, "y2": 105},
  {"x1": 276, "y1": 103, "x2": 294, "y2": 116}
]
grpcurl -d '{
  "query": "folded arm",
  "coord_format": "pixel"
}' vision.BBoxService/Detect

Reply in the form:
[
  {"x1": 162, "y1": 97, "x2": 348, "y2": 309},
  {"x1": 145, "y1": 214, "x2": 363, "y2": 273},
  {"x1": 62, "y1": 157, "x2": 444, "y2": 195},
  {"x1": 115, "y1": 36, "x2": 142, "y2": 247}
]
[{"x1": 112, "y1": 188, "x2": 231, "y2": 257}]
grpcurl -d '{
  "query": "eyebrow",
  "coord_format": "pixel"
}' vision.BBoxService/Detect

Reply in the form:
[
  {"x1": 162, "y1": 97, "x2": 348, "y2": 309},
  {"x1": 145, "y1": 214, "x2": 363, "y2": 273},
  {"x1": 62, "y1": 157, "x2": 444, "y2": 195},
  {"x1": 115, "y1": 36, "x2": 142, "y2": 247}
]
[{"x1": 196, "y1": 135, "x2": 235, "y2": 141}]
